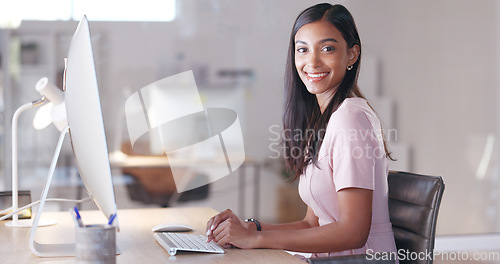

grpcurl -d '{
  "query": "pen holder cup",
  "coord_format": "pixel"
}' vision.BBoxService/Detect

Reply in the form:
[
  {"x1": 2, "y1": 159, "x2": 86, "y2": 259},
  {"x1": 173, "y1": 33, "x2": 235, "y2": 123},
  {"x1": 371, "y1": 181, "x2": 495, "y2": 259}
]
[{"x1": 76, "y1": 224, "x2": 116, "y2": 264}]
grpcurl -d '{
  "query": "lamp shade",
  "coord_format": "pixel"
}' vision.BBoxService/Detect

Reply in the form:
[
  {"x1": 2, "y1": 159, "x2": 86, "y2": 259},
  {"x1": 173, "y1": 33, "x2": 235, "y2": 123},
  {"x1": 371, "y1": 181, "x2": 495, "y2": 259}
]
[
  {"x1": 33, "y1": 77, "x2": 67, "y2": 131},
  {"x1": 33, "y1": 103, "x2": 52, "y2": 130}
]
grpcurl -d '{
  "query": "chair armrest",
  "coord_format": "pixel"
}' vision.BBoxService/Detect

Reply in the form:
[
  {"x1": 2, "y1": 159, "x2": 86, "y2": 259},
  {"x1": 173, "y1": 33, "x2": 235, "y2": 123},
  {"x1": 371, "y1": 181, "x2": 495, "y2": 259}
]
[{"x1": 307, "y1": 254, "x2": 395, "y2": 264}]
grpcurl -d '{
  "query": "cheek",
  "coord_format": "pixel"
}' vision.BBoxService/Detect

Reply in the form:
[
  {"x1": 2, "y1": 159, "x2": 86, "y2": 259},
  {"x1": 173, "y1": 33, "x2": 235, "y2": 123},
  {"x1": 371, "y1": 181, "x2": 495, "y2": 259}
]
[
  {"x1": 331, "y1": 70, "x2": 346, "y2": 84},
  {"x1": 329, "y1": 60, "x2": 347, "y2": 77},
  {"x1": 294, "y1": 57, "x2": 303, "y2": 71}
]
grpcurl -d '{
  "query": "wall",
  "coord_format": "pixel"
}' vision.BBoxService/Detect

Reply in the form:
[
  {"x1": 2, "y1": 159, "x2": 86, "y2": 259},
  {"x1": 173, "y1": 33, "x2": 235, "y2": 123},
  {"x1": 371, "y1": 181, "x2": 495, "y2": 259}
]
[{"x1": 346, "y1": 0, "x2": 499, "y2": 235}]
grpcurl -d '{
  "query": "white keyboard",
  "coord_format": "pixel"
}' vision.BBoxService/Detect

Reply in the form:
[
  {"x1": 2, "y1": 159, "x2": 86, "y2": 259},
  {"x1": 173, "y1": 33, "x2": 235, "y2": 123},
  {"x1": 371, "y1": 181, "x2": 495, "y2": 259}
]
[{"x1": 154, "y1": 232, "x2": 225, "y2": 256}]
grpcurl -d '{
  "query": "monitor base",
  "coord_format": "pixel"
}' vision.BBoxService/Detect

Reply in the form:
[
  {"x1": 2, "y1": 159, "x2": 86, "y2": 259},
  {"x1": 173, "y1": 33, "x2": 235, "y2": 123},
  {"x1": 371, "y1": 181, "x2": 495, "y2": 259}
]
[
  {"x1": 32, "y1": 240, "x2": 120, "y2": 257},
  {"x1": 5, "y1": 218, "x2": 56, "y2": 228}
]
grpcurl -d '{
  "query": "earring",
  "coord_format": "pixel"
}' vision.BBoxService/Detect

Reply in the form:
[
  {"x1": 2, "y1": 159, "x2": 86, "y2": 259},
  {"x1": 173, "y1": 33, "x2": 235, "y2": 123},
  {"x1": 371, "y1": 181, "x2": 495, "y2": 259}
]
[{"x1": 347, "y1": 65, "x2": 353, "y2": 71}]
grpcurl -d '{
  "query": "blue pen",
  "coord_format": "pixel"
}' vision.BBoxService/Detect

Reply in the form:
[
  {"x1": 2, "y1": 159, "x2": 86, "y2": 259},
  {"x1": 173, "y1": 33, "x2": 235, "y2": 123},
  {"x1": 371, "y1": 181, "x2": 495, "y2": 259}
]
[
  {"x1": 73, "y1": 206, "x2": 84, "y2": 227},
  {"x1": 69, "y1": 208, "x2": 79, "y2": 228},
  {"x1": 108, "y1": 213, "x2": 117, "y2": 226}
]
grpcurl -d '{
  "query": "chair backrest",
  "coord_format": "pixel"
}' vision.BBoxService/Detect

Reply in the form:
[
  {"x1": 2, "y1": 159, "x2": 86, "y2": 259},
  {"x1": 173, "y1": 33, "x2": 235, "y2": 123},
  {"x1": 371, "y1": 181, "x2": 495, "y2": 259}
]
[{"x1": 388, "y1": 171, "x2": 445, "y2": 264}]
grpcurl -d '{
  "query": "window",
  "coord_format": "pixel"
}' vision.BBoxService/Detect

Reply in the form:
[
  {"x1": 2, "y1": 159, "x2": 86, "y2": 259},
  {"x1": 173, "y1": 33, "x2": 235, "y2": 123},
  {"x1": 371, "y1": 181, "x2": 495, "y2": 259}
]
[
  {"x1": 1, "y1": 0, "x2": 176, "y2": 25},
  {"x1": 72, "y1": 0, "x2": 176, "y2": 22}
]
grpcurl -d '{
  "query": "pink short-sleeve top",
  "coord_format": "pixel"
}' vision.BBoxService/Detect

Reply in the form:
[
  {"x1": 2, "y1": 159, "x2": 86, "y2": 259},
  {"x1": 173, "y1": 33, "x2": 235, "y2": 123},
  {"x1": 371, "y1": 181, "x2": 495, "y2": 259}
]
[{"x1": 298, "y1": 97, "x2": 398, "y2": 259}]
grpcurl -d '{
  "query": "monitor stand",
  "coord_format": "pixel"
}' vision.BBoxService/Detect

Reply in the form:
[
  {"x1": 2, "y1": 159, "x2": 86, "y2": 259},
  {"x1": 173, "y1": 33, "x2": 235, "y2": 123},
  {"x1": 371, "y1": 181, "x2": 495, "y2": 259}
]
[
  {"x1": 29, "y1": 127, "x2": 75, "y2": 257},
  {"x1": 28, "y1": 127, "x2": 120, "y2": 257}
]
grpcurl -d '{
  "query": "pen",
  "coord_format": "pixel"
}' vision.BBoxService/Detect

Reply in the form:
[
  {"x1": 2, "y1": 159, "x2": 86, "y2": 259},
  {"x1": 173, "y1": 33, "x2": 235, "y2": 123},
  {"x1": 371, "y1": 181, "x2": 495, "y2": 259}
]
[
  {"x1": 107, "y1": 213, "x2": 117, "y2": 226},
  {"x1": 73, "y1": 206, "x2": 84, "y2": 227},
  {"x1": 69, "y1": 208, "x2": 79, "y2": 228}
]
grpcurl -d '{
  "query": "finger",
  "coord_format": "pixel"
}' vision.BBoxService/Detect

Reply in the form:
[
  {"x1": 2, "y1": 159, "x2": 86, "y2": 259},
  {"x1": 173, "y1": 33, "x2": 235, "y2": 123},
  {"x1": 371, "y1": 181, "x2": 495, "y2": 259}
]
[
  {"x1": 211, "y1": 222, "x2": 224, "y2": 242},
  {"x1": 207, "y1": 216, "x2": 214, "y2": 229},
  {"x1": 206, "y1": 217, "x2": 214, "y2": 234},
  {"x1": 216, "y1": 230, "x2": 228, "y2": 246},
  {"x1": 217, "y1": 231, "x2": 234, "y2": 248},
  {"x1": 211, "y1": 209, "x2": 233, "y2": 231},
  {"x1": 206, "y1": 229, "x2": 213, "y2": 243},
  {"x1": 211, "y1": 215, "x2": 221, "y2": 231},
  {"x1": 208, "y1": 209, "x2": 236, "y2": 243},
  {"x1": 206, "y1": 213, "x2": 223, "y2": 242},
  {"x1": 207, "y1": 212, "x2": 222, "y2": 242},
  {"x1": 207, "y1": 221, "x2": 221, "y2": 243},
  {"x1": 211, "y1": 219, "x2": 225, "y2": 242},
  {"x1": 213, "y1": 219, "x2": 232, "y2": 243}
]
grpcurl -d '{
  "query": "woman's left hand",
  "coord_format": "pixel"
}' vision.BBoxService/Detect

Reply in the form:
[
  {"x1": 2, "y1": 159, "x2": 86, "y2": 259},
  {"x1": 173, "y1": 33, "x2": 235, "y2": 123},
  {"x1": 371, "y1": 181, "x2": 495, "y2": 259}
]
[{"x1": 211, "y1": 217, "x2": 259, "y2": 249}]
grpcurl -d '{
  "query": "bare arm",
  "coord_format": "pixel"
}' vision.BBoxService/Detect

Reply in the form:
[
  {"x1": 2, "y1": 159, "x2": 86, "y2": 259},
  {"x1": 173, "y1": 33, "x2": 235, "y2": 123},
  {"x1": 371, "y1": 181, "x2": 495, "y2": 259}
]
[
  {"x1": 260, "y1": 206, "x2": 319, "y2": 231},
  {"x1": 206, "y1": 206, "x2": 318, "y2": 243},
  {"x1": 212, "y1": 187, "x2": 372, "y2": 252}
]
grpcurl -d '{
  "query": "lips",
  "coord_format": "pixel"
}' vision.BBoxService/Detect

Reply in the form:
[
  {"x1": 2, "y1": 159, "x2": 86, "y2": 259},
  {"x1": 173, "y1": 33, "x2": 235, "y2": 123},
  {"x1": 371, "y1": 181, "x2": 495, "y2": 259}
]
[{"x1": 306, "y1": 72, "x2": 329, "y2": 82}]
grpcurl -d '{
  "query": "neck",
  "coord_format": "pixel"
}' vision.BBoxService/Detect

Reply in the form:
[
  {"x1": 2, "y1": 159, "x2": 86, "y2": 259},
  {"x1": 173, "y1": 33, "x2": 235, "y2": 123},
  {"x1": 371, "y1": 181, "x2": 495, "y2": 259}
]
[
  {"x1": 316, "y1": 90, "x2": 335, "y2": 114},
  {"x1": 317, "y1": 90, "x2": 358, "y2": 114}
]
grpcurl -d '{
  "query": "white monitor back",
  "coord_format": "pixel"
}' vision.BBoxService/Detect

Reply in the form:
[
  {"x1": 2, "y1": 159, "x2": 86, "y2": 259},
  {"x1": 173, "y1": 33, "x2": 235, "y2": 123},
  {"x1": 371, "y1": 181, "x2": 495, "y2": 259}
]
[{"x1": 65, "y1": 16, "x2": 117, "y2": 220}]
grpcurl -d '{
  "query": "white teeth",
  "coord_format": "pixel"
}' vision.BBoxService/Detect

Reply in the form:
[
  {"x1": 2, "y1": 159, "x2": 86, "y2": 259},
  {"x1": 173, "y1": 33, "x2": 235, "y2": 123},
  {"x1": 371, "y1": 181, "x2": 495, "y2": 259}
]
[{"x1": 307, "y1": 72, "x2": 328, "y2": 78}]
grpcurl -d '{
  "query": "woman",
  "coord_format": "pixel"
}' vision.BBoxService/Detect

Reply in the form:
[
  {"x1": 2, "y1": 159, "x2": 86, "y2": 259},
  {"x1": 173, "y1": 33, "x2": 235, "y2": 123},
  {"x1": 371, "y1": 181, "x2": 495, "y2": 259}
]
[{"x1": 206, "y1": 3, "x2": 398, "y2": 260}]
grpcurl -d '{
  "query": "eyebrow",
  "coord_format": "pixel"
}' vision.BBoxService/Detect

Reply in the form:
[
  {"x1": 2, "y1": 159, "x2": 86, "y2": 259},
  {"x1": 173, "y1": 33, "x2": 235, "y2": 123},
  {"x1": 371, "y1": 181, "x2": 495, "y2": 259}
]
[
  {"x1": 320, "y1": 38, "x2": 338, "y2": 43},
  {"x1": 295, "y1": 38, "x2": 339, "y2": 45}
]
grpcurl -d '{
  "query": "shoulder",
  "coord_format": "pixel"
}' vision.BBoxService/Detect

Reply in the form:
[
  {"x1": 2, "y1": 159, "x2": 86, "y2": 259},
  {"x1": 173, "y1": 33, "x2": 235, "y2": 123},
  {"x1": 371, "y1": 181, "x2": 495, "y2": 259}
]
[{"x1": 327, "y1": 98, "x2": 375, "y2": 131}]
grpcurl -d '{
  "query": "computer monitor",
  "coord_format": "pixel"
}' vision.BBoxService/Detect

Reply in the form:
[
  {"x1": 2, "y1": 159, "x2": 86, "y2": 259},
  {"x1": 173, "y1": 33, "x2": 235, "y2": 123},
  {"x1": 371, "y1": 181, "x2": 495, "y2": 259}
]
[
  {"x1": 28, "y1": 16, "x2": 118, "y2": 257},
  {"x1": 65, "y1": 15, "x2": 117, "y2": 222}
]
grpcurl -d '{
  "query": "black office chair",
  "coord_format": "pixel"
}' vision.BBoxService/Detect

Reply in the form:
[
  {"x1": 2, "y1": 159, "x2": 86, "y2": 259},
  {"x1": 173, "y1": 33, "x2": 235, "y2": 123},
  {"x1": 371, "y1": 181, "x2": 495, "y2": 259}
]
[{"x1": 307, "y1": 171, "x2": 445, "y2": 264}]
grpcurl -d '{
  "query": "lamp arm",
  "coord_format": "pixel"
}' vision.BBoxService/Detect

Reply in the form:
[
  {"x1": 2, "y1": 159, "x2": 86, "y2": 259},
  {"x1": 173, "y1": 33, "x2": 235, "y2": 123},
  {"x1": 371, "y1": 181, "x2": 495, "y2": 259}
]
[
  {"x1": 32, "y1": 96, "x2": 46, "y2": 107},
  {"x1": 10, "y1": 98, "x2": 46, "y2": 224}
]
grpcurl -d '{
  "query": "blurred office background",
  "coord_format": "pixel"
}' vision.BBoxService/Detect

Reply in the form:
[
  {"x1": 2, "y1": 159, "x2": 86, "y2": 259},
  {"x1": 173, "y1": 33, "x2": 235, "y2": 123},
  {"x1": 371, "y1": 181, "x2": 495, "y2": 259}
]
[{"x1": 0, "y1": 0, "x2": 499, "y2": 250}]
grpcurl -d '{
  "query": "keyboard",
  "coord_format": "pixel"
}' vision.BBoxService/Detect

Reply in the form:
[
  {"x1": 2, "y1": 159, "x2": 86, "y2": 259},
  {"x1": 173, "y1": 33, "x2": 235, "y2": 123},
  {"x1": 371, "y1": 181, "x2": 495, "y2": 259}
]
[{"x1": 154, "y1": 232, "x2": 225, "y2": 256}]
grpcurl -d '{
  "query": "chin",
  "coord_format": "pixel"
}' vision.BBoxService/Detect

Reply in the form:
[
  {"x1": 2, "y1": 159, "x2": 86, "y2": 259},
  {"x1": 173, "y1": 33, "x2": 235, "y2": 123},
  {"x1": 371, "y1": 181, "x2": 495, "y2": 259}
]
[{"x1": 305, "y1": 86, "x2": 326, "y2": 95}]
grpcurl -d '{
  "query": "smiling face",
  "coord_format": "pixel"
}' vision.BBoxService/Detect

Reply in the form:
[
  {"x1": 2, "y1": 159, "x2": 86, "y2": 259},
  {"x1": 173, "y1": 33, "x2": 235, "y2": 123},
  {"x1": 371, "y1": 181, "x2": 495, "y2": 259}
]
[{"x1": 294, "y1": 19, "x2": 359, "y2": 111}]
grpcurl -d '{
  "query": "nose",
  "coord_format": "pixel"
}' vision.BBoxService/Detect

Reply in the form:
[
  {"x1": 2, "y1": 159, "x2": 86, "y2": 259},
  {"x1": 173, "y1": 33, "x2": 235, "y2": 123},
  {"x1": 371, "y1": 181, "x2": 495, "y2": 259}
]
[{"x1": 306, "y1": 51, "x2": 322, "y2": 68}]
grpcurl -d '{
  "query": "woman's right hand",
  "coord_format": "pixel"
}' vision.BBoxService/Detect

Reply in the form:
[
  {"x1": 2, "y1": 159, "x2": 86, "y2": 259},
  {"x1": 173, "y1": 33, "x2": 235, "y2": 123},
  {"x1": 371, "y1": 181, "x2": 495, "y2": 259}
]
[{"x1": 206, "y1": 209, "x2": 249, "y2": 243}]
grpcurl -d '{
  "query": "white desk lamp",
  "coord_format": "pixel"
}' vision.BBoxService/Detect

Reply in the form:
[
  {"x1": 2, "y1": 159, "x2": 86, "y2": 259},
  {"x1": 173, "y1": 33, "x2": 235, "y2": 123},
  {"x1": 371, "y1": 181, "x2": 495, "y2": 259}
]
[{"x1": 3, "y1": 77, "x2": 67, "y2": 227}]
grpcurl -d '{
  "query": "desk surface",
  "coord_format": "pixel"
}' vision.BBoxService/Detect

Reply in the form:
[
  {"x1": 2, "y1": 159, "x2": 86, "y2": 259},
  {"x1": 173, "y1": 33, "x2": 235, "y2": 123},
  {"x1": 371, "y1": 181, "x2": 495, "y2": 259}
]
[{"x1": 0, "y1": 207, "x2": 303, "y2": 263}]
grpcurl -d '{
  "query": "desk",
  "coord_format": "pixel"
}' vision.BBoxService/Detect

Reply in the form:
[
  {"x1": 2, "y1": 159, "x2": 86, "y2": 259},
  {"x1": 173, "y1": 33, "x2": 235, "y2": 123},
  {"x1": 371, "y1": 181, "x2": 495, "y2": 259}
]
[{"x1": 0, "y1": 207, "x2": 303, "y2": 263}]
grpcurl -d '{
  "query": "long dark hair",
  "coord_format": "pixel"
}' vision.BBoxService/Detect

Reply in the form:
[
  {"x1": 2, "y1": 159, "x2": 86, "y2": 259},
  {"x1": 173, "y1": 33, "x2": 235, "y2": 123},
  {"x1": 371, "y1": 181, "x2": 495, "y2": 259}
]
[{"x1": 283, "y1": 3, "x2": 393, "y2": 181}]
